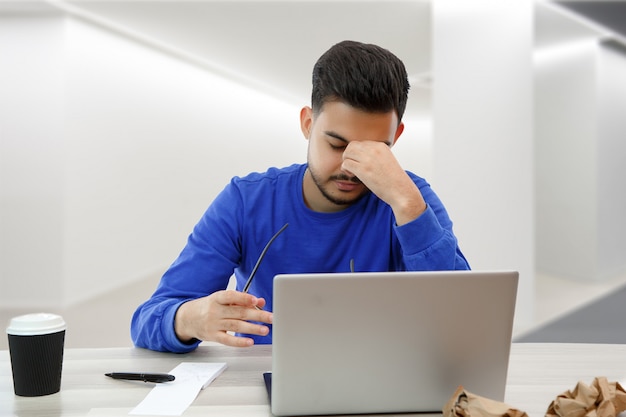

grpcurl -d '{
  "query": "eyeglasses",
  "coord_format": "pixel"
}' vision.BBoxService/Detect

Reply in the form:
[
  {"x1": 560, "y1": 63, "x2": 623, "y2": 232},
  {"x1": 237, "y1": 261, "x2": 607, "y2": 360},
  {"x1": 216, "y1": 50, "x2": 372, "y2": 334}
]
[
  {"x1": 242, "y1": 224, "x2": 355, "y2": 310},
  {"x1": 242, "y1": 223, "x2": 289, "y2": 298}
]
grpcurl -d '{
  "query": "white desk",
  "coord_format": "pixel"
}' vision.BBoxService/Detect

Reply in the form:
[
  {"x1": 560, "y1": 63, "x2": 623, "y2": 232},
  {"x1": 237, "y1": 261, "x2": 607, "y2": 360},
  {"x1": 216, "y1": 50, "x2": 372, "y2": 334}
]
[{"x1": 2, "y1": 343, "x2": 626, "y2": 417}]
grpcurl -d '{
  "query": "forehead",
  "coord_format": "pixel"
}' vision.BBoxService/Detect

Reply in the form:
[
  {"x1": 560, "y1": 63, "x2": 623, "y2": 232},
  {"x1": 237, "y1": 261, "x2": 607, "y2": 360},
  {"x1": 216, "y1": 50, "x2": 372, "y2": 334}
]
[{"x1": 314, "y1": 101, "x2": 398, "y2": 144}]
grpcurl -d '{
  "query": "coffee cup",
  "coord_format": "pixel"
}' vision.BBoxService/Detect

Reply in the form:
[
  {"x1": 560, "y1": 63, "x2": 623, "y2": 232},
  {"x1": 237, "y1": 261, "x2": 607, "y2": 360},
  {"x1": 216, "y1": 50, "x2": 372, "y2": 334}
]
[{"x1": 6, "y1": 313, "x2": 66, "y2": 396}]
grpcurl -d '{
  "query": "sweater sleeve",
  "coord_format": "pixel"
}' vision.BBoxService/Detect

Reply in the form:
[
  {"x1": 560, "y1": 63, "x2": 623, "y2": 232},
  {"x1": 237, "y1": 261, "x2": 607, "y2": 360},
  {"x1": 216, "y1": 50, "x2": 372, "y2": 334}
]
[
  {"x1": 131, "y1": 298, "x2": 200, "y2": 353},
  {"x1": 130, "y1": 181, "x2": 244, "y2": 353},
  {"x1": 394, "y1": 176, "x2": 470, "y2": 271}
]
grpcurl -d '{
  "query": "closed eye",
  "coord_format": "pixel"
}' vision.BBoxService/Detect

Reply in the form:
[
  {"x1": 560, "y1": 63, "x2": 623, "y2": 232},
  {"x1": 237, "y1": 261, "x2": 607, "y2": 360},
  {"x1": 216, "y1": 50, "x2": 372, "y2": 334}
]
[{"x1": 325, "y1": 130, "x2": 349, "y2": 150}]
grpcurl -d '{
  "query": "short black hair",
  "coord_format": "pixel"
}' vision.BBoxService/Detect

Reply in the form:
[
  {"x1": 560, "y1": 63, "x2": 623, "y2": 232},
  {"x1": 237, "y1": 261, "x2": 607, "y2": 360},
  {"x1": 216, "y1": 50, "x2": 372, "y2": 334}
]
[{"x1": 311, "y1": 40, "x2": 410, "y2": 122}]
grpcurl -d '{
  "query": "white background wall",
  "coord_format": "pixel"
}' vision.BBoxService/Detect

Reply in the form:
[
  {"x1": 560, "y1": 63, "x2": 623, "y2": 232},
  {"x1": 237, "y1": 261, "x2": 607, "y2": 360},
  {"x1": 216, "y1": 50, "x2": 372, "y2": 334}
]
[
  {"x1": 535, "y1": 40, "x2": 598, "y2": 280},
  {"x1": 597, "y1": 42, "x2": 626, "y2": 279},
  {"x1": 432, "y1": 0, "x2": 534, "y2": 328},
  {"x1": 1, "y1": 15, "x2": 66, "y2": 308},
  {"x1": 1, "y1": 15, "x2": 308, "y2": 308},
  {"x1": 535, "y1": 39, "x2": 626, "y2": 281},
  {"x1": 0, "y1": 14, "x2": 432, "y2": 309}
]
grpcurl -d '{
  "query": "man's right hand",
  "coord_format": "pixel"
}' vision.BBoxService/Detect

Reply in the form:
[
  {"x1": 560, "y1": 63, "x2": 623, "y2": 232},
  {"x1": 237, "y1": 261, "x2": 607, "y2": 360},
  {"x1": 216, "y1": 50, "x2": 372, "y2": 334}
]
[{"x1": 174, "y1": 290, "x2": 272, "y2": 347}]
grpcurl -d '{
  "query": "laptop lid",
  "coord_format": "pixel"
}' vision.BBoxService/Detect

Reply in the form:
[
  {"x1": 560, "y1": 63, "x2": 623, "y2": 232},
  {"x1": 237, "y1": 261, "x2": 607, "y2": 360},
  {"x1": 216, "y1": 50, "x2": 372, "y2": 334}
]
[{"x1": 269, "y1": 270, "x2": 518, "y2": 416}]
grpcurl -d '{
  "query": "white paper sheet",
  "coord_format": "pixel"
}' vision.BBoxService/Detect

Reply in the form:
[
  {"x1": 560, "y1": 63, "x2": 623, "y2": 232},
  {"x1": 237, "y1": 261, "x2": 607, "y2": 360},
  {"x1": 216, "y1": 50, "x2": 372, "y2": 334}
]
[{"x1": 129, "y1": 362, "x2": 227, "y2": 416}]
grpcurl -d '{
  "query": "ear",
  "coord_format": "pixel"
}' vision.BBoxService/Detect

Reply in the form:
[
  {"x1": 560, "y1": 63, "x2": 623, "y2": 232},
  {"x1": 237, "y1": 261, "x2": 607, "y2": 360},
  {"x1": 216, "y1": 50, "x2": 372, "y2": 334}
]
[
  {"x1": 300, "y1": 106, "x2": 313, "y2": 140},
  {"x1": 391, "y1": 122, "x2": 405, "y2": 146}
]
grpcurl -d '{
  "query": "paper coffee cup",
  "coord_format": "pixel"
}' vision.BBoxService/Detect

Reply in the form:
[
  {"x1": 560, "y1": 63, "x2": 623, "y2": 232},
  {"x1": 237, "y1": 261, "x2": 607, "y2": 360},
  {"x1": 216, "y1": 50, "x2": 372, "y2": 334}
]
[{"x1": 6, "y1": 313, "x2": 66, "y2": 397}]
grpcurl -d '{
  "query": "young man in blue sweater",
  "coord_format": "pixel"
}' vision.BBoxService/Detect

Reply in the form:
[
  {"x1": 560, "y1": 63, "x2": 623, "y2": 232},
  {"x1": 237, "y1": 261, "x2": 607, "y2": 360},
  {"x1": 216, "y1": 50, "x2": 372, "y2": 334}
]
[{"x1": 131, "y1": 40, "x2": 470, "y2": 353}]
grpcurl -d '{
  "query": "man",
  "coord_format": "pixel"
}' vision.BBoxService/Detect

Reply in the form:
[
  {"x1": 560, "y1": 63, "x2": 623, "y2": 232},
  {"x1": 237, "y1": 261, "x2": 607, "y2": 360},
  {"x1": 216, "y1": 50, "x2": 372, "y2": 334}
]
[{"x1": 131, "y1": 40, "x2": 469, "y2": 353}]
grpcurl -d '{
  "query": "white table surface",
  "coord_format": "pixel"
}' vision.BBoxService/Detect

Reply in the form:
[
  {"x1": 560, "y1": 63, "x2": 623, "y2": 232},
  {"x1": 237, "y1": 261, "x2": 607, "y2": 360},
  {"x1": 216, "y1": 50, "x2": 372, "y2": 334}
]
[{"x1": 2, "y1": 343, "x2": 626, "y2": 417}]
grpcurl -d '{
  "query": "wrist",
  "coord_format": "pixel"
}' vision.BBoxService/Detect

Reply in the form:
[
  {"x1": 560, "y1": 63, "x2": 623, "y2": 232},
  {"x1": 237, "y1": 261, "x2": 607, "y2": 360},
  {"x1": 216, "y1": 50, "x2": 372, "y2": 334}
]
[
  {"x1": 174, "y1": 301, "x2": 195, "y2": 343},
  {"x1": 393, "y1": 195, "x2": 427, "y2": 226}
]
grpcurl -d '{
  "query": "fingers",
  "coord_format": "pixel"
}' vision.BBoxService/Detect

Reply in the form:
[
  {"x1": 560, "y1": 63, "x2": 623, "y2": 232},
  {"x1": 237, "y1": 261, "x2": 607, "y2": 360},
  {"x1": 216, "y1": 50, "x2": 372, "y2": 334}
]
[
  {"x1": 341, "y1": 141, "x2": 397, "y2": 194},
  {"x1": 215, "y1": 290, "x2": 264, "y2": 310},
  {"x1": 220, "y1": 302, "x2": 273, "y2": 327},
  {"x1": 213, "y1": 320, "x2": 270, "y2": 348},
  {"x1": 341, "y1": 141, "x2": 426, "y2": 225},
  {"x1": 342, "y1": 141, "x2": 396, "y2": 179},
  {"x1": 214, "y1": 291, "x2": 272, "y2": 322},
  {"x1": 174, "y1": 290, "x2": 273, "y2": 347},
  {"x1": 215, "y1": 332, "x2": 255, "y2": 348}
]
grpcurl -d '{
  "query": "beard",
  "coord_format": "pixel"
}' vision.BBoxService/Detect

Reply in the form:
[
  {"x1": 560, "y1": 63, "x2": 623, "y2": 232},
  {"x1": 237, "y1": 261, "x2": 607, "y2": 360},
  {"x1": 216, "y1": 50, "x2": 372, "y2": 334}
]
[{"x1": 307, "y1": 165, "x2": 368, "y2": 207}]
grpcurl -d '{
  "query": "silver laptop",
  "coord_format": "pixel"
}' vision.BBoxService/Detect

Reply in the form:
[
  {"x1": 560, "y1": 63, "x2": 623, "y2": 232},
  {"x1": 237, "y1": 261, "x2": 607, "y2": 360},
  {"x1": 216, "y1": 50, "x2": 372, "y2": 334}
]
[{"x1": 266, "y1": 270, "x2": 519, "y2": 416}]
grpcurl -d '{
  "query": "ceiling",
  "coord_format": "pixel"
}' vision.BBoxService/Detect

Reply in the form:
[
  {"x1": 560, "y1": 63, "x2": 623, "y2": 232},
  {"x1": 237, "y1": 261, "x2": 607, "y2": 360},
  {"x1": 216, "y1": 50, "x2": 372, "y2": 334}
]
[
  {"x1": 554, "y1": 1, "x2": 626, "y2": 41},
  {"x1": 2, "y1": 0, "x2": 625, "y2": 120}
]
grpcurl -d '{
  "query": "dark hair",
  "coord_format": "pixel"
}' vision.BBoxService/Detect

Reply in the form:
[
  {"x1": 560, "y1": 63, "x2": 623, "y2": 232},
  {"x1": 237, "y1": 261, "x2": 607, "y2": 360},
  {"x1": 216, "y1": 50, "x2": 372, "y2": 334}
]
[{"x1": 311, "y1": 40, "x2": 410, "y2": 122}]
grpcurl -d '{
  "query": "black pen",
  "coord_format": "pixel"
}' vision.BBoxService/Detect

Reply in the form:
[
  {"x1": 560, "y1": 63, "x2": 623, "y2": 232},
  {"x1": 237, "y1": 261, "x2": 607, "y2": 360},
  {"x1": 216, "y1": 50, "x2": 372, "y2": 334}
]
[{"x1": 105, "y1": 372, "x2": 175, "y2": 383}]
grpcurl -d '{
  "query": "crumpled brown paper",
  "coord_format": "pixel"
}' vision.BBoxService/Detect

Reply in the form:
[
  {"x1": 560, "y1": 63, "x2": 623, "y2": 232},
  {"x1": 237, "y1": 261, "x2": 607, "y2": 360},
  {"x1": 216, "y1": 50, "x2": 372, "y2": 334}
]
[
  {"x1": 443, "y1": 385, "x2": 528, "y2": 417},
  {"x1": 443, "y1": 378, "x2": 626, "y2": 417},
  {"x1": 546, "y1": 377, "x2": 626, "y2": 417}
]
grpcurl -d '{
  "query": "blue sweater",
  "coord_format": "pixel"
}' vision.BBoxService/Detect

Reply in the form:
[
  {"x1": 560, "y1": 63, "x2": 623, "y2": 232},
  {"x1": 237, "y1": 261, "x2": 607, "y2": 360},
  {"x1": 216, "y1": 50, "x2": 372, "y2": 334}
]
[{"x1": 131, "y1": 164, "x2": 469, "y2": 352}]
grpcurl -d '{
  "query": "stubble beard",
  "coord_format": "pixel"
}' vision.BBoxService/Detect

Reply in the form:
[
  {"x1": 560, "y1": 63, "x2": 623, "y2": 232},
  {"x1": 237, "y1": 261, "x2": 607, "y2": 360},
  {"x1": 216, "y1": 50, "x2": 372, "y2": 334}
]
[{"x1": 306, "y1": 165, "x2": 367, "y2": 208}]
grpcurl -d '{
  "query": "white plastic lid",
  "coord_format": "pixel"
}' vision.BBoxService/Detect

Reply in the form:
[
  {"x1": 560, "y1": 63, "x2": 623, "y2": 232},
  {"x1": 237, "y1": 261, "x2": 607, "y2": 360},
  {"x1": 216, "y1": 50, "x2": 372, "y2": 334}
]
[{"x1": 6, "y1": 313, "x2": 66, "y2": 336}]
